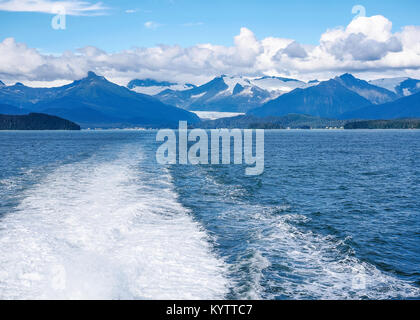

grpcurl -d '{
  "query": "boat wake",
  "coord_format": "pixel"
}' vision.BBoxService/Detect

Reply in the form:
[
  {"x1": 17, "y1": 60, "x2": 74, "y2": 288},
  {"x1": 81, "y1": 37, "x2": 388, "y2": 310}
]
[{"x1": 0, "y1": 144, "x2": 228, "y2": 300}]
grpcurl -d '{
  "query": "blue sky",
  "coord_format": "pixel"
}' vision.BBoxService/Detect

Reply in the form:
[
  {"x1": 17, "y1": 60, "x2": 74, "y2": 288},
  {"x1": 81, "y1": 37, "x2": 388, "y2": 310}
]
[
  {"x1": 1, "y1": 0, "x2": 420, "y2": 85},
  {"x1": 1, "y1": 0, "x2": 420, "y2": 53}
]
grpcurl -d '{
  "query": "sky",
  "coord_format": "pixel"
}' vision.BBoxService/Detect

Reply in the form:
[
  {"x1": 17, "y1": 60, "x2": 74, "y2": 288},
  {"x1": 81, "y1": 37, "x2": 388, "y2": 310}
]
[{"x1": 0, "y1": 0, "x2": 420, "y2": 86}]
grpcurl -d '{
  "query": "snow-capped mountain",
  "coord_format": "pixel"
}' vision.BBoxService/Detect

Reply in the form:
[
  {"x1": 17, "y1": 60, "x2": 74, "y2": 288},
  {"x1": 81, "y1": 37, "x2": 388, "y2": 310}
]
[
  {"x1": 155, "y1": 75, "x2": 271, "y2": 112},
  {"x1": 127, "y1": 79, "x2": 196, "y2": 96},
  {"x1": 335, "y1": 73, "x2": 397, "y2": 104},
  {"x1": 126, "y1": 73, "x2": 419, "y2": 114},
  {"x1": 369, "y1": 77, "x2": 420, "y2": 97},
  {"x1": 369, "y1": 77, "x2": 409, "y2": 93},
  {"x1": 127, "y1": 75, "x2": 310, "y2": 112},
  {"x1": 248, "y1": 78, "x2": 373, "y2": 119},
  {"x1": 251, "y1": 76, "x2": 310, "y2": 94},
  {"x1": 249, "y1": 73, "x2": 420, "y2": 120}
]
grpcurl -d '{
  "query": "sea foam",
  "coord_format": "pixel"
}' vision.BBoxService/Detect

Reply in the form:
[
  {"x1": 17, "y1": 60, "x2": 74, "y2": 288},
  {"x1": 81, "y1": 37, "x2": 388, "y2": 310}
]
[{"x1": 0, "y1": 144, "x2": 228, "y2": 300}]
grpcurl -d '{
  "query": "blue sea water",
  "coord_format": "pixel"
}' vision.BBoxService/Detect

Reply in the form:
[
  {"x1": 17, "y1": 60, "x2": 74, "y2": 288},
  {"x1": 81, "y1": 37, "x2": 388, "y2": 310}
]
[{"x1": 0, "y1": 130, "x2": 419, "y2": 300}]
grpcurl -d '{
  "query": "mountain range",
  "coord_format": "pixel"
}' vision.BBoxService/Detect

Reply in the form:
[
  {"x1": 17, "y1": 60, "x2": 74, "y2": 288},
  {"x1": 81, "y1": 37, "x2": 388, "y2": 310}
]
[
  {"x1": 248, "y1": 77, "x2": 373, "y2": 118},
  {"x1": 248, "y1": 74, "x2": 420, "y2": 119},
  {"x1": 129, "y1": 75, "x2": 311, "y2": 112},
  {"x1": 0, "y1": 72, "x2": 199, "y2": 128},
  {"x1": 128, "y1": 73, "x2": 419, "y2": 119},
  {"x1": 1, "y1": 72, "x2": 419, "y2": 128}
]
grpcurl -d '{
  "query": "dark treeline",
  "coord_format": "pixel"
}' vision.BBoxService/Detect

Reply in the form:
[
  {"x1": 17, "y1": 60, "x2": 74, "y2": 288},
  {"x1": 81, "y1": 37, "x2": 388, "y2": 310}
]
[
  {"x1": 345, "y1": 119, "x2": 420, "y2": 129},
  {"x1": 0, "y1": 113, "x2": 81, "y2": 130}
]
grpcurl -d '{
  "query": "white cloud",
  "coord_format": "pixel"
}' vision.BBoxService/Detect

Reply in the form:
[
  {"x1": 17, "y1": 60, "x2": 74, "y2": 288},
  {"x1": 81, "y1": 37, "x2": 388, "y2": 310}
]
[
  {"x1": 1, "y1": 15, "x2": 420, "y2": 86},
  {"x1": 281, "y1": 41, "x2": 308, "y2": 59},
  {"x1": 320, "y1": 16, "x2": 402, "y2": 61},
  {"x1": 144, "y1": 21, "x2": 162, "y2": 29},
  {"x1": 0, "y1": 0, "x2": 108, "y2": 16}
]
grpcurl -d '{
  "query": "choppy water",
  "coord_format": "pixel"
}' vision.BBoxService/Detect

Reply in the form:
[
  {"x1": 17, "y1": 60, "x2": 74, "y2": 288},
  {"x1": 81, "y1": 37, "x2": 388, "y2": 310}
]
[{"x1": 0, "y1": 130, "x2": 419, "y2": 300}]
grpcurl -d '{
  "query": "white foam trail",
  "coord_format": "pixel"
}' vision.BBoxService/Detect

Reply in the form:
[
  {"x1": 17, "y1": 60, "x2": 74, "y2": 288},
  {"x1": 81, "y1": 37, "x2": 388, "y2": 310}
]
[
  {"x1": 256, "y1": 212, "x2": 420, "y2": 300},
  {"x1": 232, "y1": 249, "x2": 271, "y2": 300},
  {"x1": 0, "y1": 145, "x2": 228, "y2": 300}
]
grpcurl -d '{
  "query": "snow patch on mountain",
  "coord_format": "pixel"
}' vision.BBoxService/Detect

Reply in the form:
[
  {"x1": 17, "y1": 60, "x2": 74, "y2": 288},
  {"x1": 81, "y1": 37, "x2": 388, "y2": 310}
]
[
  {"x1": 251, "y1": 76, "x2": 308, "y2": 93},
  {"x1": 369, "y1": 78, "x2": 409, "y2": 93}
]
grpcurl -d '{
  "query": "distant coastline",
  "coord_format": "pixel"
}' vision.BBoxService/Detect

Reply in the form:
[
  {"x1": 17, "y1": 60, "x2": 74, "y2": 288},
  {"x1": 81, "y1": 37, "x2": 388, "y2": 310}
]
[
  {"x1": 345, "y1": 119, "x2": 420, "y2": 129},
  {"x1": 1, "y1": 112, "x2": 419, "y2": 131},
  {"x1": 197, "y1": 114, "x2": 420, "y2": 130}
]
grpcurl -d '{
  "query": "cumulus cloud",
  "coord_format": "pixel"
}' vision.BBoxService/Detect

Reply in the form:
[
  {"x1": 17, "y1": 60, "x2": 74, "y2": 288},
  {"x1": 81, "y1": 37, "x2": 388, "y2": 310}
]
[
  {"x1": 327, "y1": 33, "x2": 402, "y2": 61},
  {"x1": 320, "y1": 16, "x2": 403, "y2": 61},
  {"x1": 1, "y1": 15, "x2": 420, "y2": 86},
  {"x1": 0, "y1": 0, "x2": 108, "y2": 16},
  {"x1": 280, "y1": 41, "x2": 308, "y2": 59}
]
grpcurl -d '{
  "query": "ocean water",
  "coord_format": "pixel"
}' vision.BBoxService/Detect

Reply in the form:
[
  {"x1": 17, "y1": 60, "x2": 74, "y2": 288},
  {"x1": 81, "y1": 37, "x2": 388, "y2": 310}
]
[{"x1": 0, "y1": 130, "x2": 419, "y2": 300}]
